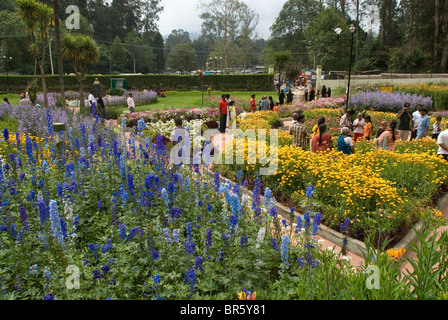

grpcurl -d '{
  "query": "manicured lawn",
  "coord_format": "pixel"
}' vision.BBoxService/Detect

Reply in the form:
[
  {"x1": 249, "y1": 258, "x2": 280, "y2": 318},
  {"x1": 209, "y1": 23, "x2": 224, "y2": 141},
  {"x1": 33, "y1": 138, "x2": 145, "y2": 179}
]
[
  {"x1": 106, "y1": 90, "x2": 278, "y2": 117},
  {"x1": 1, "y1": 93, "x2": 21, "y2": 106}
]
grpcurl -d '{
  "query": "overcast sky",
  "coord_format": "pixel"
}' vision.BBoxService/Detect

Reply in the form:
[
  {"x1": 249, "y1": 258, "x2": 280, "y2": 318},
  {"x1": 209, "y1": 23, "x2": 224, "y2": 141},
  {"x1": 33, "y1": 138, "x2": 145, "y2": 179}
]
[{"x1": 157, "y1": 0, "x2": 286, "y2": 40}]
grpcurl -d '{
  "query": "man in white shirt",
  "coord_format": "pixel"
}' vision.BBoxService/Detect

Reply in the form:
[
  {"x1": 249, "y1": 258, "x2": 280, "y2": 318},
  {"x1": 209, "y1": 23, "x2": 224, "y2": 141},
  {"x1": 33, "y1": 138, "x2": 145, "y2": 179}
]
[
  {"x1": 437, "y1": 124, "x2": 448, "y2": 161},
  {"x1": 411, "y1": 104, "x2": 422, "y2": 140},
  {"x1": 88, "y1": 91, "x2": 95, "y2": 107},
  {"x1": 127, "y1": 93, "x2": 135, "y2": 113}
]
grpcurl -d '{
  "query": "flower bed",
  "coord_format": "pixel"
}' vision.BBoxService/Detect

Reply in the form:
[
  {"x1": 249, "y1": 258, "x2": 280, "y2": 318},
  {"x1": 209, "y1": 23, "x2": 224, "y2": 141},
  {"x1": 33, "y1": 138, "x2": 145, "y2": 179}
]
[
  {"x1": 1, "y1": 107, "x2": 448, "y2": 300},
  {"x1": 348, "y1": 91, "x2": 433, "y2": 113},
  {"x1": 121, "y1": 106, "x2": 244, "y2": 128},
  {"x1": 216, "y1": 111, "x2": 448, "y2": 247}
]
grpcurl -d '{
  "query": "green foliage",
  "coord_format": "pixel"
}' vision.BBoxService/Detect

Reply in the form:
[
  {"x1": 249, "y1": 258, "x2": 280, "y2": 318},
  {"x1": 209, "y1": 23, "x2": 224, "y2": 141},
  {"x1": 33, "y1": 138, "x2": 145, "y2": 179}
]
[
  {"x1": 0, "y1": 74, "x2": 274, "y2": 92},
  {"x1": 387, "y1": 47, "x2": 429, "y2": 73}
]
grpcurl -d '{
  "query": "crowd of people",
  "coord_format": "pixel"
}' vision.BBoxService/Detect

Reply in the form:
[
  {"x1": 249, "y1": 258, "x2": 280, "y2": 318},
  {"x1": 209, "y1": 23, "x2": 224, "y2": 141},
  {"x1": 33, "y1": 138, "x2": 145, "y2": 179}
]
[{"x1": 286, "y1": 102, "x2": 448, "y2": 161}]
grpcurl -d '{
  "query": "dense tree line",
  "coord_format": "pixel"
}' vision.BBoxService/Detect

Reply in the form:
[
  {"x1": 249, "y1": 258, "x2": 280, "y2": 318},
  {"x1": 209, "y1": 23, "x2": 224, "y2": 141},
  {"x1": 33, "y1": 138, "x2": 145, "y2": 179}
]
[{"x1": 1, "y1": 0, "x2": 447, "y2": 77}]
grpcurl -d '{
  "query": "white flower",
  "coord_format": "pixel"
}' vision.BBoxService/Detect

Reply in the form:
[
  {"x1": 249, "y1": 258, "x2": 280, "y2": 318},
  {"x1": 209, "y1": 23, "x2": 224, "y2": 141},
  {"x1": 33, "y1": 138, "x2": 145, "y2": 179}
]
[
  {"x1": 318, "y1": 239, "x2": 325, "y2": 246},
  {"x1": 255, "y1": 227, "x2": 266, "y2": 249}
]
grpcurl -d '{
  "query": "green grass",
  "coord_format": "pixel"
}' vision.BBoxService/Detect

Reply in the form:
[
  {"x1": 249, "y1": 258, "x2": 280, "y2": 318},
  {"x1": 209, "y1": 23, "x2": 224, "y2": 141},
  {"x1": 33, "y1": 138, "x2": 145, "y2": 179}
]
[
  {"x1": 1, "y1": 93, "x2": 21, "y2": 106},
  {"x1": 105, "y1": 90, "x2": 278, "y2": 118}
]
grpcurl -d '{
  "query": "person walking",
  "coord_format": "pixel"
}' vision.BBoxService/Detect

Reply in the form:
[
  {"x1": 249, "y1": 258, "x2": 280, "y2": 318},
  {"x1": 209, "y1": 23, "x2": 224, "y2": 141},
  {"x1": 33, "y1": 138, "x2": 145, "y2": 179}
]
[
  {"x1": 411, "y1": 104, "x2": 422, "y2": 140},
  {"x1": 88, "y1": 91, "x2": 95, "y2": 107},
  {"x1": 218, "y1": 94, "x2": 228, "y2": 133},
  {"x1": 309, "y1": 87, "x2": 315, "y2": 101},
  {"x1": 311, "y1": 124, "x2": 333, "y2": 153},
  {"x1": 97, "y1": 94, "x2": 106, "y2": 121},
  {"x1": 353, "y1": 113, "x2": 366, "y2": 142},
  {"x1": 286, "y1": 90, "x2": 294, "y2": 105},
  {"x1": 321, "y1": 85, "x2": 327, "y2": 98},
  {"x1": 337, "y1": 127, "x2": 355, "y2": 155},
  {"x1": 278, "y1": 90, "x2": 285, "y2": 105},
  {"x1": 432, "y1": 116, "x2": 443, "y2": 140},
  {"x1": 397, "y1": 103, "x2": 412, "y2": 141},
  {"x1": 437, "y1": 122, "x2": 448, "y2": 161},
  {"x1": 416, "y1": 107, "x2": 430, "y2": 140},
  {"x1": 250, "y1": 94, "x2": 256, "y2": 113},
  {"x1": 127, "y1": 93, "x2": 135, "y2": 113},
  {"x1": 289, "y1": 113, "x2": 310, "y2": 151},
  {"x1": 327, "y1": 87, "x2": 331, "y2": 98},
  {"x1": 378, "y1": 120, "x2": 399, "y2": 151}
]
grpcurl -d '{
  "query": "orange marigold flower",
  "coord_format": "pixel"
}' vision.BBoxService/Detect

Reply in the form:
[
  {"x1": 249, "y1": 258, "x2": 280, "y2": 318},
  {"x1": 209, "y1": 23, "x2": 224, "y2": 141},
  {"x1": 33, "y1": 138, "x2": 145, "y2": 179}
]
[{"x1": 387, "y1": 248, "x2": 406, "y2": 260}]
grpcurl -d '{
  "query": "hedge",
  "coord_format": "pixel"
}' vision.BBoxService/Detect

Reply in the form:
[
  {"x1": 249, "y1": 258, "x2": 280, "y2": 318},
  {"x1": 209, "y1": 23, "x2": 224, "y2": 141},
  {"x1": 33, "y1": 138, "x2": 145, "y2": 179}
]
[{"x1": 0, "y1": 74, "x2": 274, "y2": 93}]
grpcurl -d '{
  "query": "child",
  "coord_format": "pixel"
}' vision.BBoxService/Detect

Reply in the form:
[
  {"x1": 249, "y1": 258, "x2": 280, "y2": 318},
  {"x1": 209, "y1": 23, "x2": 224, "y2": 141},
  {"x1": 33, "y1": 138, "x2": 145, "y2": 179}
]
[
  {"x1": 364, "y1": 115, "x2": 373, "y2": 141},
  {"x1": 273, "y1": 102, "x2": 279, "y2": 114},
  {"x1": 432, "y1": 116, "x2": 443, "y2": 140}
]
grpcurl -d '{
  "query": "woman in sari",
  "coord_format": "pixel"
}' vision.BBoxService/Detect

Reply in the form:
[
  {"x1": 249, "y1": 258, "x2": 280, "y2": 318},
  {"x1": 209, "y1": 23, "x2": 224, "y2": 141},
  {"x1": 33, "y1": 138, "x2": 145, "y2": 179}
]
[
  {"x1": 311, "y1": 124, "x2": 333, "y2": 153},
  {"x1": 226, "y1": 100, "x2": 237, "y2": 130}
]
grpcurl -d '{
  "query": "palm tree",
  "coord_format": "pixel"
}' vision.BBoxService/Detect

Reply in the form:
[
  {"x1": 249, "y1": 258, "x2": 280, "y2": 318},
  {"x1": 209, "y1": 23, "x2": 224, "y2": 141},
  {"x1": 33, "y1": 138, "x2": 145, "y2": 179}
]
[
  {"x1": 16, "y1": 0, "x2": 54, "y2": 108},
  {"x1": 61, "y1": 33, "x2": 100, "y2": 114},
  {"x1": 273, "y1": 51, "x2": 292, "y2": 95}
]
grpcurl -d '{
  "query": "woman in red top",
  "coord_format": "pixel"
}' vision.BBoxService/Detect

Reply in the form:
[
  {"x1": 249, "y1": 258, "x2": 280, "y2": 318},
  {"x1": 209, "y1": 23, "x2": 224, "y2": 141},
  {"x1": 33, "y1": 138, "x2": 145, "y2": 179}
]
[{"x1": 311, "y1": 124, "x2": 333, "y2": 153}]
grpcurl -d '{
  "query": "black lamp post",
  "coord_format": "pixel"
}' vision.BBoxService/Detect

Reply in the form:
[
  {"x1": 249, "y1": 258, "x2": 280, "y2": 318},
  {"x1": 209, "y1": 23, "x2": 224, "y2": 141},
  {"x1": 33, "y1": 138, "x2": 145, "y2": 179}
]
[
  {"x1": 2, "y1": 55, "x2": 12, "y2": 93},
  {"x1": 335, "y1": 25, "x2": 356, "y2": 111}
]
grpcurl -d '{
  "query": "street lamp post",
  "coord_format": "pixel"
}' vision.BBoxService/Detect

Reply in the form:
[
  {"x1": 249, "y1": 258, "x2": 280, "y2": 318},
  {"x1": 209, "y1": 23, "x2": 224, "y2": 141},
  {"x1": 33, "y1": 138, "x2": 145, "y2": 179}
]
[
  {"x1": 2, "y1": 56, "x2": 12, "y2": 93},
  {"x1": 347, "y1": 25, "x2": 356, "y2": 111},
  {"x1": 335, "y1": 25, "x2": 356, "y2": 111}
]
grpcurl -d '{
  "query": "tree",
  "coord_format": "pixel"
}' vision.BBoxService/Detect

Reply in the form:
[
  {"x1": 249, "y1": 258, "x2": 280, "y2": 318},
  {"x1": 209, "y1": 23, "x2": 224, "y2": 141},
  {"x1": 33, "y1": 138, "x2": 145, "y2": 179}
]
[
  {"x1": 273, "y1": 51, "x2": 291, "y2": 95},
  {"x1": 61, "y1": 33, "x2": 100, "y2": 113},
  {"x1": 110, "y1": 36, "x2": 129, "y2": 72},
  {"x1": 124, "y1": 30, "x2": 155, "y2": 74},
  {"x1": 198, "y1": 0, "x2": 259, "y2": 74},
  {"x1": 303, "y1": 8, "x2": 352, "y2": 71},
  {"x1": 167, "y1": 43, "x2": 199, "y2": 73},
  {"x1": 143, "y1": 30, "x2": 165, "y2": 73},
  {"x1": 266, "y1": 0, "x2": 320, "y2": 66},
  {"x1": 16, "y1": 0, "x2": 55, "y2": 108}
]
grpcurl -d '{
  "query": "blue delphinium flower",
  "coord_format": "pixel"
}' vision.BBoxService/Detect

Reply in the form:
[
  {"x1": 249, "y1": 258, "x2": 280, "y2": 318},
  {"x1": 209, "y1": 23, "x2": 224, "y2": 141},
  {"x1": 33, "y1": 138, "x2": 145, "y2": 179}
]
[
  {"x1": 186, "y1": 221, "x2": 193, "y2": 242},
  {"x1": 46, "y1": 109, "x2": 53, "y2": 136},
  {"x1": 127, "y1": 173, "x2": 135, "y2": 196},
  {"x1": 306, "y1": 185, "x2": 314, "y2": 199},
  {"x1": 264, "y1": 187, "x2": 272, "y2": 211},
  {"x1": 4, "y1": 128, "x2": 9, "y2": 141},
  {"x1": 119, "y1": 224, "x2": 127, "y2": 240},
  {"x1": 20, "y1": 207, "x2": 29, "y2": 230},
  {"x1": 214, "y1": 171, "x2": 220, "y2": 192},
  {"x1": 296, "y1": 216, "x2": 303, "y2": 233},
  {"x1": 184, "y1": 268, "x2": 197, "y2": 297},
  {"x1": 162, "y1": 227, "x2": 172, "y2": 244},
  {"x1": 29, "y1": 264, "x2": 38, "y2": 275},
  {"x1": 56, "y1": 183, "x2": 63, "y2": 198},
  {"x1": 93, "y1": 269, "x2": 102, "y2": 279},
  {"x1": 43, "y1": 292, "x2": 54, "y2": 300},
  {"x1": 269, "y1": 207, "x2": 277, "y2": 219},
  {"x1": 101, "y1": 239, "x2": 113, "y2": 253},
  {"x1": 206, "y1": 228, "x2": 212, "y2": 247},
  {"x1": 173, "y1": 229, "x2": 180, "y2": 243},
  {"x1": 270, "y1": 238, "x2": 279, "y2": 251},
  {"x1": 185, "y1": 240, "x2": 195, "y2": 256},
  {"x1": 312, "y1": 212, "x2": 322, "y2": 236},
  {"x1": 49, "y1": 200, "x2": 64, "y2": 244},
  {"x1": 195, "y1": 256, "x2": 203, "y2": 272},
  {"x1": 281, "y1": 234, "x2": 289, "y2": 269},
  {"x1": 252, "y1": 176, "x2": 261, "y2": 209},
  {"x1": 102, "y1": 264, "x2": 110, "y2": 275},
  {"x1": 240, "y1": 234, "x2": 248, "y2": 247},
  {"x1": 152, "y1": 249, "x2": 159, "y2": 260},
  {"x1": 161, "y1": 187, "x2": 169, "y2": 209},
  {"x1": 304, "y1": 211, "x2": 311, "y2": 230},
  {"x1": 25, "y1": 135, "x2": 34, "y2": 163}
]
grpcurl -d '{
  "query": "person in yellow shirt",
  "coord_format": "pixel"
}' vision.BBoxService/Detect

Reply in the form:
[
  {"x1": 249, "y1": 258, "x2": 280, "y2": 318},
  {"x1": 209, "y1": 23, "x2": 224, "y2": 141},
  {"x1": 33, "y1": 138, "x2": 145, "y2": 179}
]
[
  {"x1": 312, "y1": 117, "x2": 326, "y2": 137},
  {"x1": 364, "y1": 115, "x2": 373, "y2": 140}
]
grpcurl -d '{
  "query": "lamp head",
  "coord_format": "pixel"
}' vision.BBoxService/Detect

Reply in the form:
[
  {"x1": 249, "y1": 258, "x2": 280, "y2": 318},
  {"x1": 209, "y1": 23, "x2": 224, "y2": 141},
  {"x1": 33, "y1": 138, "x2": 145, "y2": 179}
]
[
  {"x1": 334, "y1": 28, "x2": 342, "y2": 35},
  {"x1": 349, "y1": 25, "x2": 356, "y2": 33}
]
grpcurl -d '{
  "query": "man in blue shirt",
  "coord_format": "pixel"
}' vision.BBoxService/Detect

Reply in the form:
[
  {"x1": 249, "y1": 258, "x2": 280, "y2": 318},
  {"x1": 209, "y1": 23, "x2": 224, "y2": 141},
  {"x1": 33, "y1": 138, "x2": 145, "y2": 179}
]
[{"x1": 416, "y1": 107, "x2": 430, "y2": 139}]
